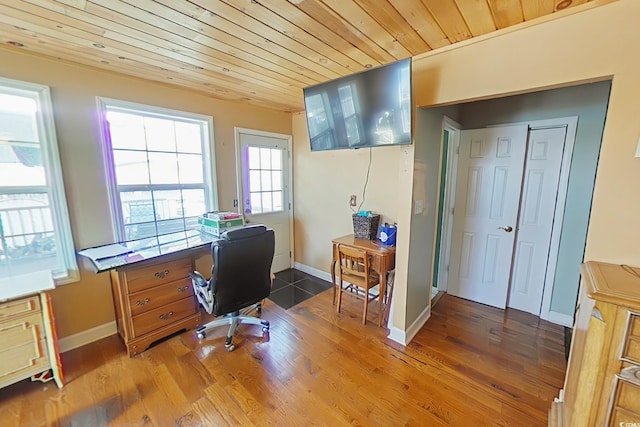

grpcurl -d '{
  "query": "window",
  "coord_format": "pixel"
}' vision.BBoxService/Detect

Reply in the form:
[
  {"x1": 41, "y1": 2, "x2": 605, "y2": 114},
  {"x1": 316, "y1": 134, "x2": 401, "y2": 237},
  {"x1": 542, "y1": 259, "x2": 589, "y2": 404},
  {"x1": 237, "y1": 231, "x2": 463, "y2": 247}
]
[
  {"x1": 98, "y1": 99, "x2": 217, "y2": 241},
  {"x1": 244, "y1": 146, "x2": 284, "y2": 214},
  {"x1": 0, "y1": 77, "x2": 78, "y2": 283}
]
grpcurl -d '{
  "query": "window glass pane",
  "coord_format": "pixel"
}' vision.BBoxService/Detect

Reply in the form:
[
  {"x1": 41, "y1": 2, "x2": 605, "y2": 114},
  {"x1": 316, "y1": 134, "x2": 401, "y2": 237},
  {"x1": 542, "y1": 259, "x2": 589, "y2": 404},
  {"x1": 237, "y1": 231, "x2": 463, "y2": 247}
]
[
  {"x1": 249, "y1": 170, "x2": 261, "y2": 192},
  {"x1": 250, "y1": 192, "x2": 262, "y2": 214},
  {"x1": 0, "y1": 94, "x2": 38, "y2": 142},
  {"x1": 248, "y1": 146, "x2": 260, "y2": 169},
  {"x1": 144, "y1": 117, "x2": 176, "y2": 152},
  {"x1": 260, "y1": 148, "x2": 271, "y2": 169},
  {"x1": 120, "y1": 191, "x2": 155, "y2": 225},
  {"x1": 175, "y1": 122, "x2": 202, "y2": 154},
  {"x1": 271, "y1": 149, "x2": 281, "y2": 170},
  {"x1": 261, "y1": 192, "x2": 273, "y2": 212},
  {"x1": 156, "y1": 218, "x2": 188, "y2": 236},
  {"x1": 181, "y1": 189, "x2": 206, "y2": 218},
  {"x1": 107, "y1": 111, "x2": 146, "y2": 150},
  {"x1": 152, "y1": 190, "x2": 184, "y2": 221},
  {"x1": 124, "y1": 221, "x2": 157, "y2": 240},
  {"x1": 148, "y1": 152, "x2": 179, "y2": 184},
  {"x1": 113, "y1": 150, "x2": 149, "y2": 185},
  {"x1": 0, "y1": 193, "x2": 58, "y2": 276},
  {"x1": 261, "y1": 171, "x2": 272, "y2": 191},
  {"x1": 273, "y1": 191, "x2": 283, "y2": 211},
  {"x1": 271, "y1": 171, "x2": 282, "y2": 191},
  {"x1": 177, "y1": 154, "x2": 203, "y2": 184},
  {"x1": 0, "y1": 143, "x2": 45, "y2": 187}
]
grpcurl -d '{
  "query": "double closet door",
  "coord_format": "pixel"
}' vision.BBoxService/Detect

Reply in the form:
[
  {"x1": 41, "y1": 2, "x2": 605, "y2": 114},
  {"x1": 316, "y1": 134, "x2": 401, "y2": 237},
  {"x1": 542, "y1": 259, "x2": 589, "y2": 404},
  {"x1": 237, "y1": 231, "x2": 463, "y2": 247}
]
[{"x1": 447, "y1": 124, "x2": 567, "y2": 315}]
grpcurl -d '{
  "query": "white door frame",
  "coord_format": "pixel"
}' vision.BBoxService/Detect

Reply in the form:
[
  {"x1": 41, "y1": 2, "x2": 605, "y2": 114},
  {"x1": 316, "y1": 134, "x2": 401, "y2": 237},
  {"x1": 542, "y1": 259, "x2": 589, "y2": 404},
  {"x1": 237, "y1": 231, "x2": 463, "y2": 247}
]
[
  {"x1": 234, "y1": 127, "x2": 294, "y2": 270},
  {"x1": 435, "y1": 116, "x2": 461, "y2": 293},
  {"x1": 442, "y1": 116, "x2": 577, "y2": 325}
]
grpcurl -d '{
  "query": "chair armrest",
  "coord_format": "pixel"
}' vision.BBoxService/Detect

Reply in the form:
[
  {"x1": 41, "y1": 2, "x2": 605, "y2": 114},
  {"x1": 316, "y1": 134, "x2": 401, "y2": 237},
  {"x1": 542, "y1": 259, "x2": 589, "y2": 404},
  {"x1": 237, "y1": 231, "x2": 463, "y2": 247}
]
[{"x1": 189, "y1": 271, "x2": 209, "y2": 289}]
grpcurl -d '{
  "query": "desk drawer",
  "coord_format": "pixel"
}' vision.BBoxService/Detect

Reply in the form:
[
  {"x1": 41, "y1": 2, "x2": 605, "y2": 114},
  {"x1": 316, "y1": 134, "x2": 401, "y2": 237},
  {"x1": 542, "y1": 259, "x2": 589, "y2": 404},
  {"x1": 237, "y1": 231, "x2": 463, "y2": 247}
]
[
  {"x1": 610, "y1": 407, "x2": 640, "y2": 426},
  {"x1": 131, "y1": 297, "x2": 196, "y2": 337},
  {"x1": 0, "y1": 296, "x2": 41, "y2": 322},
  {"x1": 615, "y1": 377, "x2": 640, "y2": 415},
  {"x1": 125, "y1": 258, "x2": 192, "y2": 294},
  {"x1": 0, "y1": 335, "x2": 47, "y2": 378},
  {"x1": 128, "y1": 278, "x2": 193, "y2": 316},
  {"x1": 0, "y1": 313, "x2": 43, "y2": 347}
]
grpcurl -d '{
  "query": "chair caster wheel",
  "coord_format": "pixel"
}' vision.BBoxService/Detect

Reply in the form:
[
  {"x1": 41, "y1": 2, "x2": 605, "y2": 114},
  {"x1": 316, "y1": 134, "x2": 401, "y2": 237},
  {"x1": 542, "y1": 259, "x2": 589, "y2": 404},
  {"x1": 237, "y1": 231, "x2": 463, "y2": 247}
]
[
  {"x1": 225, "y1": 344, "x2": 235, "y2": 352},
  {"x1": 197, "y1": 332, "x2": 206, "y2": 340}
]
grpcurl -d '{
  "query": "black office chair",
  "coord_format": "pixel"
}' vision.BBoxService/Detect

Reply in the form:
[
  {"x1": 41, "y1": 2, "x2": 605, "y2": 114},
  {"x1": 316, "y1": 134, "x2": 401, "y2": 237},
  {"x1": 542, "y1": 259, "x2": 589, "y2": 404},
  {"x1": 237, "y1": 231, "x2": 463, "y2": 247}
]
[{"x1": 189, "y1": 224, "x2": 275, "y2": 352}]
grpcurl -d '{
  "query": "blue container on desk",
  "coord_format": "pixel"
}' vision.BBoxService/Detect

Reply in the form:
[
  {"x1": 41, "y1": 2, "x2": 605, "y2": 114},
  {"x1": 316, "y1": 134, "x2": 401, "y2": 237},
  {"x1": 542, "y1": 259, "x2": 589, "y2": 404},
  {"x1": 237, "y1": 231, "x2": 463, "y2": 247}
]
[{"x1": 379, "y1": 224, "x2": 397, "y2": 246}]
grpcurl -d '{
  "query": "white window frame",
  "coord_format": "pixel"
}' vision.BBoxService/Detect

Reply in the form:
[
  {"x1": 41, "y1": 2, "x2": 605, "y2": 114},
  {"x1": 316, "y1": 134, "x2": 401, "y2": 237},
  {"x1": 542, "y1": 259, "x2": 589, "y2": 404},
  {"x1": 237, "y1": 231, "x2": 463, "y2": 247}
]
[
  {"x1": 0, "y1": 77, "x2": 78, "y2": 284},
  {"x1": 96, "y1": 98, "x2": 218, "y2": 242}
]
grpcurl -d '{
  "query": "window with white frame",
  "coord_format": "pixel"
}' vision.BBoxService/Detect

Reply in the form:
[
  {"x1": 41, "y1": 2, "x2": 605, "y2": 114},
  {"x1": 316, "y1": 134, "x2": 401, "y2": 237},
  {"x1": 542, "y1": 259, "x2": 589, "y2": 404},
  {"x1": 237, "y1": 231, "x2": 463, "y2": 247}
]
[
  {"x1": 244, "y1": 146, "x2": 284, "y2": 214},
  {"x1": 0, "y1": 78, "x2": 78, "y2": 283},
  {"x1": 98, "y1": 99, "x2": 217, "y2": 241}
]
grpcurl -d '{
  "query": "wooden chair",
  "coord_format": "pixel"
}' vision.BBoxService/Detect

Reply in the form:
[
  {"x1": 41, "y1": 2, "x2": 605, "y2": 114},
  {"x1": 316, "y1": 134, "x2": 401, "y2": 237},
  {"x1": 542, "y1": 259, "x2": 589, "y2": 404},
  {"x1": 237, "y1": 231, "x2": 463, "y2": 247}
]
[{"x1": 336, "y1": 244, "x2": 382, "y2": 326}]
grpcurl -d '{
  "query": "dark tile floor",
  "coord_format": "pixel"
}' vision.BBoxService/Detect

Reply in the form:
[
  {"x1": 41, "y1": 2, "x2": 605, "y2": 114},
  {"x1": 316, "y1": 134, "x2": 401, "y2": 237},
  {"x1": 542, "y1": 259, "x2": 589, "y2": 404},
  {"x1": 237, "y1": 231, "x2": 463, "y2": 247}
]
[{"x1": 268, "y1": 268, "x2": 333, "y2": 309}]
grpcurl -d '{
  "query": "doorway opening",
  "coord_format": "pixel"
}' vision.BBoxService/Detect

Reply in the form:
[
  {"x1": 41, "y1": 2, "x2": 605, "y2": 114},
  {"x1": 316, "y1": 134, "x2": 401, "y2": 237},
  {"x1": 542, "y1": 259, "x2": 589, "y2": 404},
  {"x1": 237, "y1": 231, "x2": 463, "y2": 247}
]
[{"x1": 424, "y1": 80, "x2": 611, "y2": 325}]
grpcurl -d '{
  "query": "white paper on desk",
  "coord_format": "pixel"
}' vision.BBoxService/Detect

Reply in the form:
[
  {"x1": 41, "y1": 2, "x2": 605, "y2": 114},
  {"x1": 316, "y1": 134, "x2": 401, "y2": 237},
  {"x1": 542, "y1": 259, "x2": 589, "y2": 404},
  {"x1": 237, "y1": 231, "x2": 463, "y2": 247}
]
[{"x1": 78, "y1": 243, "x2": 132, "y2": 260}]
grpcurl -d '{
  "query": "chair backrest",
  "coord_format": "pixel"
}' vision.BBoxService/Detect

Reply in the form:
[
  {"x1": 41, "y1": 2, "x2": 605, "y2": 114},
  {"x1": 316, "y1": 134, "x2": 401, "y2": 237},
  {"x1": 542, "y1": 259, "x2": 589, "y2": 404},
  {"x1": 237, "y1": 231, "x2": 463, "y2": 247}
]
[
  {"x1": 210, "y1": 225, "x2": 275, "y2": 316},
  {"x1": 338, "y1": 244, "x2": 370, "y2": 287}
]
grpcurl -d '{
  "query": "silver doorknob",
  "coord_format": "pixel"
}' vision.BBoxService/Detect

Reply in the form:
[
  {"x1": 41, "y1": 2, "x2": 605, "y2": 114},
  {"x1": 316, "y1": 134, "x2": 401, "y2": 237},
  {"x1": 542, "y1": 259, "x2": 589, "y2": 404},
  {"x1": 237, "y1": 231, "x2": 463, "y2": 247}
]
[{"x1": 498, "y1": 226, "x2": 513, "y2": 232}]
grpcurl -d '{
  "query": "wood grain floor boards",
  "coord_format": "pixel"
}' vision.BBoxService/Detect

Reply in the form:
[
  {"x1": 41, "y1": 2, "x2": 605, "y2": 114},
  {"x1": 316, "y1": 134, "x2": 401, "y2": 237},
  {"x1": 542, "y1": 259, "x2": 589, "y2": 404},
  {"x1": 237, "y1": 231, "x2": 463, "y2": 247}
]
[{"x1": 0, "y1": 293, "x2": 566, "y2": 426}]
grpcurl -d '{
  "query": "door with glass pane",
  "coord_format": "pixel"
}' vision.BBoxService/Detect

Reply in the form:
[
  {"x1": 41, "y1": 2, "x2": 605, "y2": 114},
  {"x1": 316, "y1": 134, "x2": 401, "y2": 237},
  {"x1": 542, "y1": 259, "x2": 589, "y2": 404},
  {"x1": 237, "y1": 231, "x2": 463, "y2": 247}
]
[{"x1": 237, "y1": 129, "x2": 292, "y2": 273}]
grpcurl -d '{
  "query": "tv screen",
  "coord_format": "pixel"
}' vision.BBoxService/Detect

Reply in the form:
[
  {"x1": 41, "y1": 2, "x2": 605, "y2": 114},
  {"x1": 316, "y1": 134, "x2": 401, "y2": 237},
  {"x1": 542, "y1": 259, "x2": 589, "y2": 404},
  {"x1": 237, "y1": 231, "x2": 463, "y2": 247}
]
[{"x1": 303, "y1": 58, "x2": 412, "y2": 151}]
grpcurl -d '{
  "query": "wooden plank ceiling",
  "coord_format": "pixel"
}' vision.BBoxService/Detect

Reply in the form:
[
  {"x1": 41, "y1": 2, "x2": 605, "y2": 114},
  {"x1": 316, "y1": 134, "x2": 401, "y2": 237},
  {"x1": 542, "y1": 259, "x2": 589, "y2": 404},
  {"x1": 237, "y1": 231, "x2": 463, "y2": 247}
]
[{"x1": 0, "y1": 0, "x2": 602, "y2": 112}]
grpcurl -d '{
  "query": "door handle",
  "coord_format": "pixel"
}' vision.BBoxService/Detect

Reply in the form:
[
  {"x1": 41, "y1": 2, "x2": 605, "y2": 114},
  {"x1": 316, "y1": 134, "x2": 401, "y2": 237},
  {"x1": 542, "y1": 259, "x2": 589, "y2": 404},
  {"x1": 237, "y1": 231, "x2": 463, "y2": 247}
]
[{"x1": 497, "y1": 226, "x2": 513, "y2": 232}]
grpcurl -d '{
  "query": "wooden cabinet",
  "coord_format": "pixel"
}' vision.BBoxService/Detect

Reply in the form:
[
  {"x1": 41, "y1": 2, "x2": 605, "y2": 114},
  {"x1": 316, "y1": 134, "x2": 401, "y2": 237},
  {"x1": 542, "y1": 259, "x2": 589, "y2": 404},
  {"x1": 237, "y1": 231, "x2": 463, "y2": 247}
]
[
  {"x1": 556, "y1": 261, "x2": 640, "y2": 426},
  {"x1": 0, "y1": 293, "x2": 63, "y2": 389},
  {"x1": 109, "y1": 254, "x2": 201, "y2": 357}
]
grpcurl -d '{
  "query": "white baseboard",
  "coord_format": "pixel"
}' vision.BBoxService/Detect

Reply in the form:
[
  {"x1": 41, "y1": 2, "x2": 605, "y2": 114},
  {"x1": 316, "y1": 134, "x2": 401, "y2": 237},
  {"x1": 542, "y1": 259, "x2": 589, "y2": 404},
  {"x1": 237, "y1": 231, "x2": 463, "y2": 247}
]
[
  {"x1": 387, "y1": 304, "x2": 431, "y2": 346},
  {"x1": 541, "y1": 310, "x2": 574, "y2": 327},
  {"x1": 58, "y1": 321, "x2": 117, "y2": 353},
  {"x1": 293, "y1": 262, "x2": 332, "y2": 282}
]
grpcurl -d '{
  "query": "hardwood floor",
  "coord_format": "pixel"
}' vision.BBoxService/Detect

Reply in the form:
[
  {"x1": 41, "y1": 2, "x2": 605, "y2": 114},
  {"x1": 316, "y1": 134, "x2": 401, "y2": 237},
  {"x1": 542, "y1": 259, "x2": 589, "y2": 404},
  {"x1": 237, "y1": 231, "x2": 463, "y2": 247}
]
[{"x1": 0, "y1": 292, "x2": 566, "y2": 426}]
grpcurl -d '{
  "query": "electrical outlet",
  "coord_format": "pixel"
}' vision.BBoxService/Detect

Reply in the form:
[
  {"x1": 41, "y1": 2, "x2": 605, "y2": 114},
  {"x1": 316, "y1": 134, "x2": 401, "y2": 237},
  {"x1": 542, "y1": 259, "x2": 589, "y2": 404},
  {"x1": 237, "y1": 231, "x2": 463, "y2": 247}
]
[{"x1": 349, "y1": 195, "x2": 357, "y2": 207}]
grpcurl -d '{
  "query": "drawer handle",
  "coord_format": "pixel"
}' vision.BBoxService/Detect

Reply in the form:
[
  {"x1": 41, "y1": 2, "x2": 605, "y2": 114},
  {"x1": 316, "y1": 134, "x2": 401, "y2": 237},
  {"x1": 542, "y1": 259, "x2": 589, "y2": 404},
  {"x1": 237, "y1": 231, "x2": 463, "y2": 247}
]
[
  {"x1": 135, "y1": 298, "x2": 150, "y2": 306},
  {"x1": 177, "y1": 285, "x2": 189, "y2": 293},
  {"x1": 154, "y1": 270, "x2": 170, "y2": 279},
  {"x1": 620, "y1": 366, "x2": 640, "y2": 386},
  {"x1": 159, "y1": 311, "x2": 174, "y2": 320}
]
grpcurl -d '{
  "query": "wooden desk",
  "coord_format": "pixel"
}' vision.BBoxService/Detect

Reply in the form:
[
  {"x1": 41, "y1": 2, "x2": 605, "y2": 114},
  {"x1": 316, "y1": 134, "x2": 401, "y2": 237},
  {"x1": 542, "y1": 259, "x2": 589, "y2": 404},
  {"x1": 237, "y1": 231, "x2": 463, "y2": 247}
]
[
  {"x1": 79, "y1": 230, "x2": 217, "y2": 356},
  {"x1": 330, "y1": 234, "x2": 396, "y2": 326}
]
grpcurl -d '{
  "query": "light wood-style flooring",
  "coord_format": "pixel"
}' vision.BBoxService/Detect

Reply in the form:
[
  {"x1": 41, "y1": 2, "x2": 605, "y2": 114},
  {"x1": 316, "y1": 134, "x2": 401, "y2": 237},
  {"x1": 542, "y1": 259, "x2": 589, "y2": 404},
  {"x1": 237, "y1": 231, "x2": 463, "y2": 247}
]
[{"x1": 0, "y1": 291, "x2": 567, "y2": 426}]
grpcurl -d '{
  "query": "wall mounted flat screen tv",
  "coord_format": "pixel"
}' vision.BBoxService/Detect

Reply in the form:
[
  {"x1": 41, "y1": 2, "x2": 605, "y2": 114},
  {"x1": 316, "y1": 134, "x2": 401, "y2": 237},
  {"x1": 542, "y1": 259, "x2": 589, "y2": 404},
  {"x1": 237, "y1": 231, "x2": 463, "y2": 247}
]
[{"x1": 303, "y1": 58, "x2": 412, "y2": 151}]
